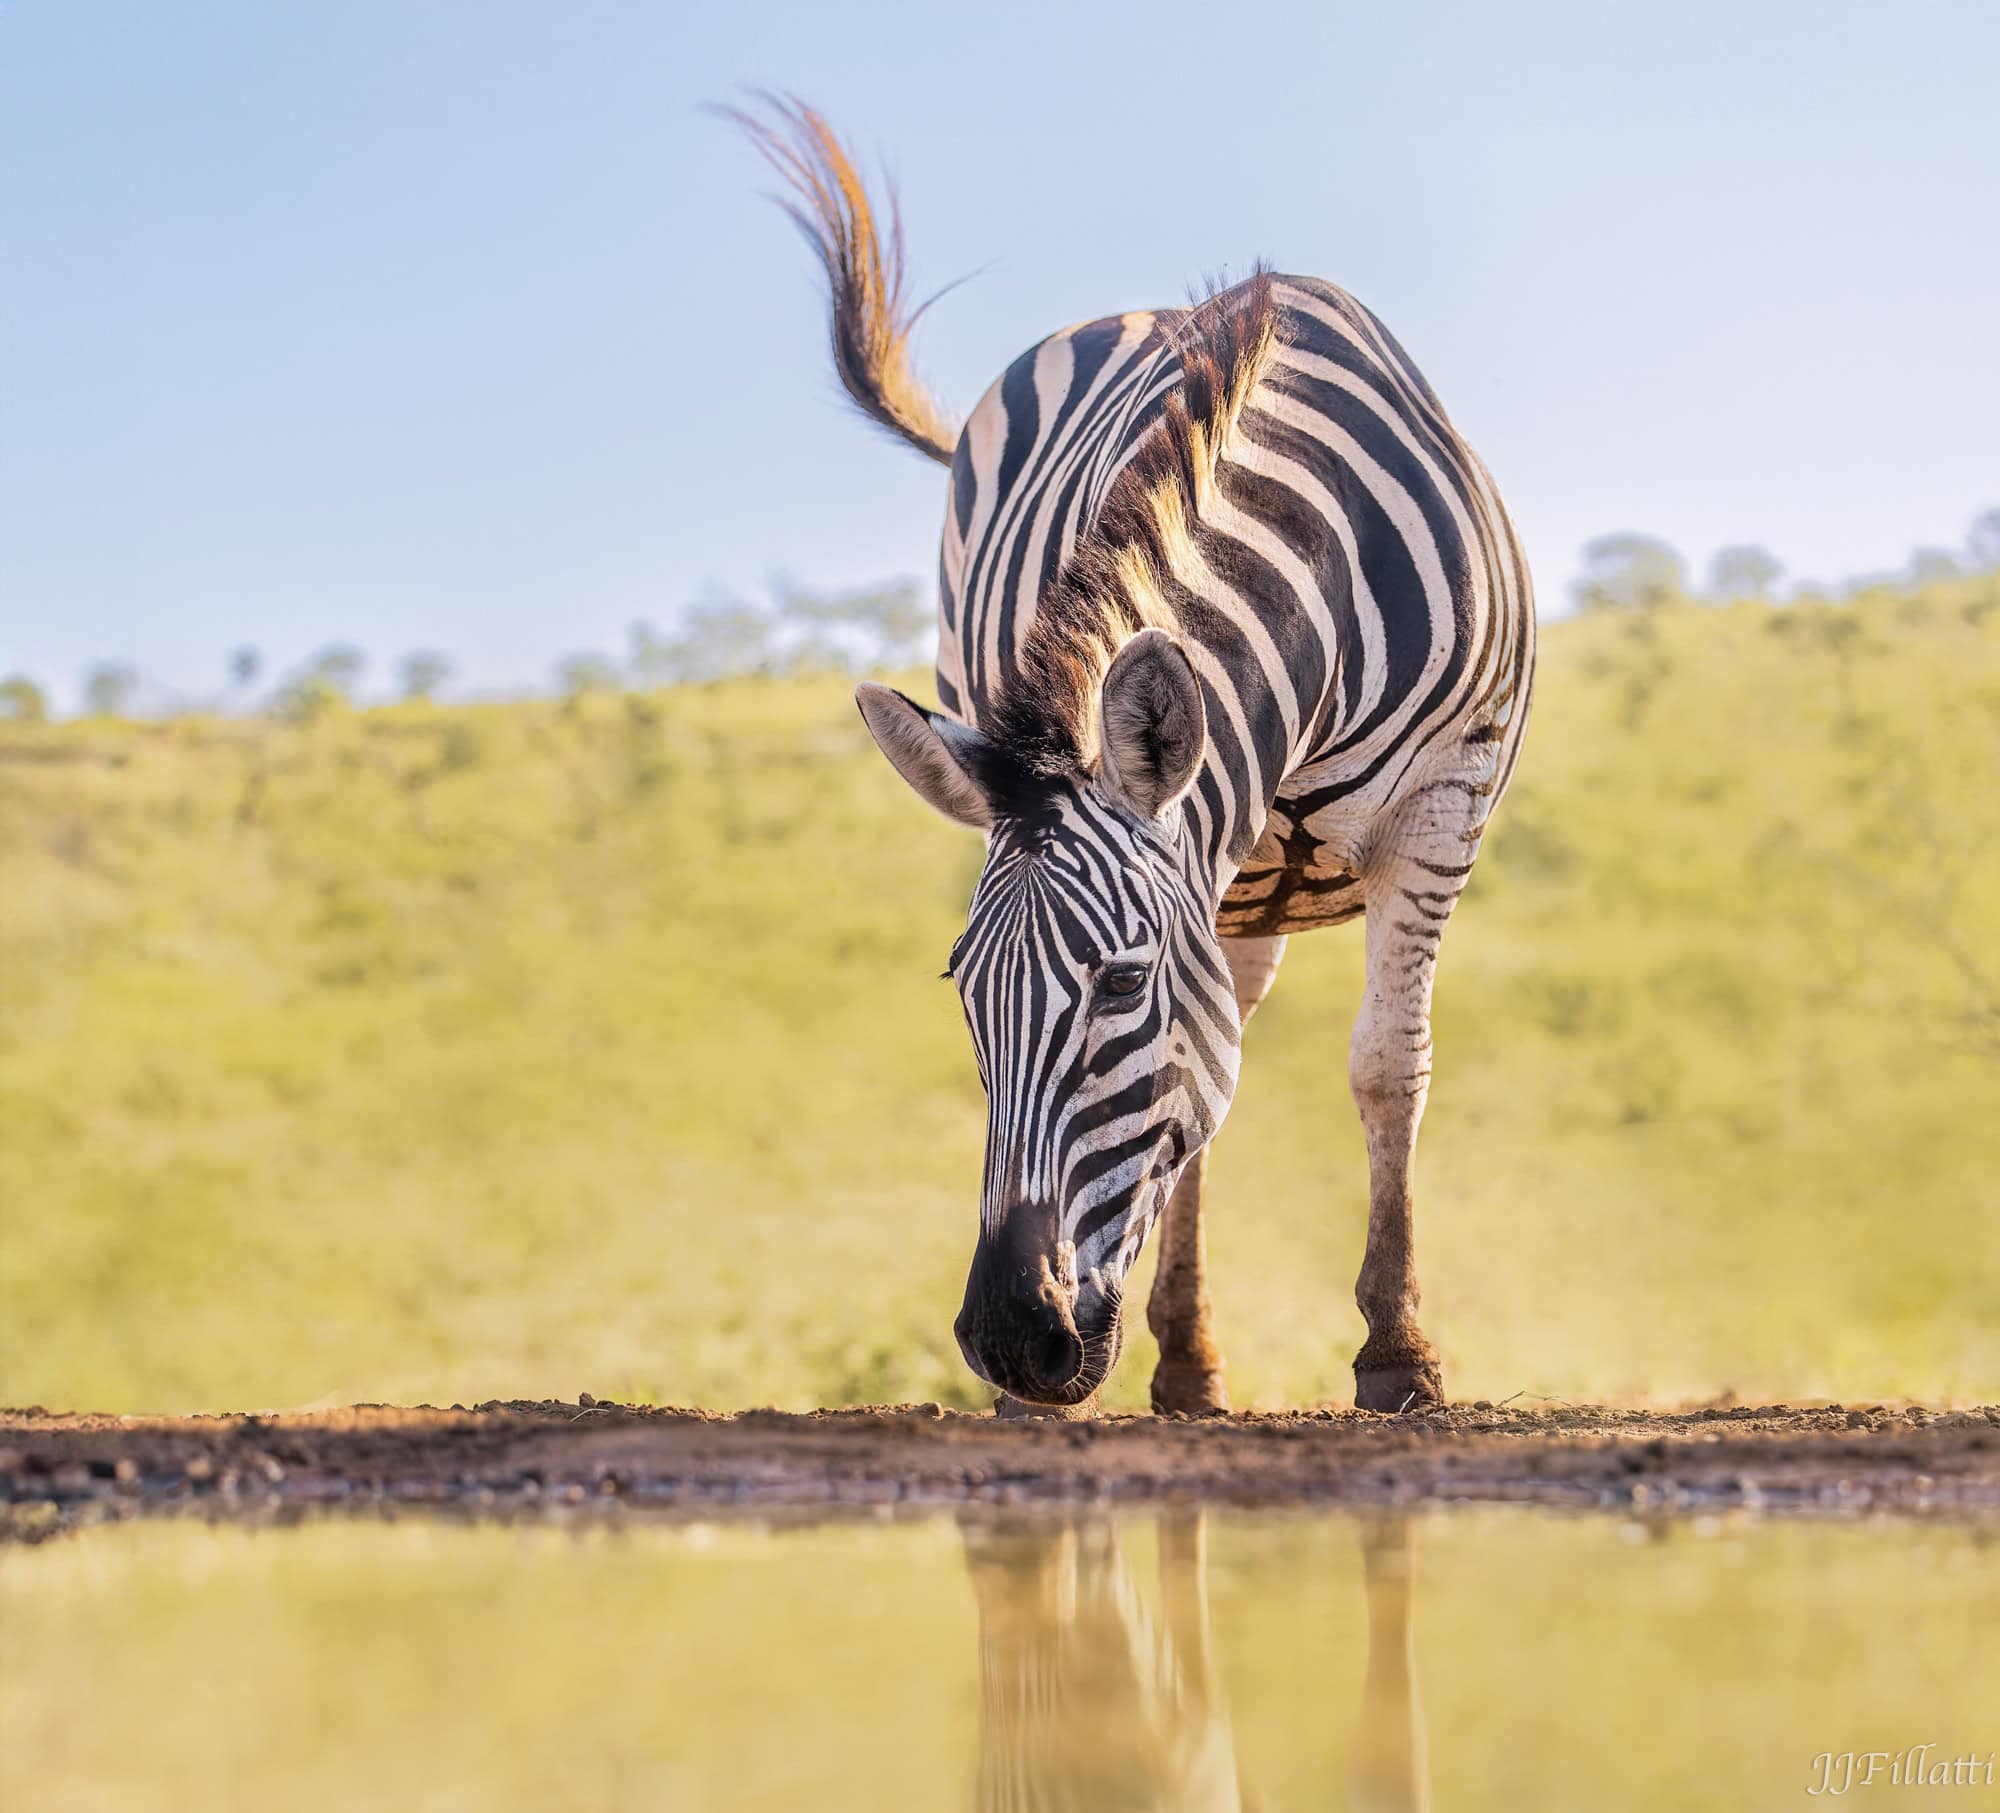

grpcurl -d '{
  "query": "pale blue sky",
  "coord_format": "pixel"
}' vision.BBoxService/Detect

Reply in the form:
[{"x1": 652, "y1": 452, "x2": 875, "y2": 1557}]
[{"x1": 3, "y1": 1, "x2": 1995, "y2": 709}]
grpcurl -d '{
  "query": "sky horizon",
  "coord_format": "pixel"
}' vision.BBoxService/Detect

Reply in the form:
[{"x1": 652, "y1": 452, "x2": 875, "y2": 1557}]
[{"x1": 4, "y1": 1, "x2": 1997, "y2": 712}]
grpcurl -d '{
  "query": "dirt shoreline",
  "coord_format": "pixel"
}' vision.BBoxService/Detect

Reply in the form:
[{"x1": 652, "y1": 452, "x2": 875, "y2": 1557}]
[{"x1": 6, "y1": 1399, "x2": 1999, "y2": 1534}]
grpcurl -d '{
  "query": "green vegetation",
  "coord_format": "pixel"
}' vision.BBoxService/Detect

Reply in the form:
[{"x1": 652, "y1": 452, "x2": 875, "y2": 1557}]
[{"x1": 3, "y1": 579, "x2": 1997, "y2": 1414}]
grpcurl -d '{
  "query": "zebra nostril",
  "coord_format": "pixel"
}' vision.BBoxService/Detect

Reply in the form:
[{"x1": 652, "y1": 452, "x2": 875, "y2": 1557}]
[{"x1": 1026, "y1": 1321, "x2": 1084, "y2": 1396}]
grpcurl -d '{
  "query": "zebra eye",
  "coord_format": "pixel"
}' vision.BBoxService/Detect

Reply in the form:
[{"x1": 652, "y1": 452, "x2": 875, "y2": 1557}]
[{"x1": 1098, "y1": 964, "x2": 1148, "y2": 1001}]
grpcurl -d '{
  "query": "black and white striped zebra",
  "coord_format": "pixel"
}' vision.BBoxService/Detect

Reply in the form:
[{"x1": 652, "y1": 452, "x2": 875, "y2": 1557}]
[{"x1": 737, "y1": 101, "x2": 1534, "y2": 1413}]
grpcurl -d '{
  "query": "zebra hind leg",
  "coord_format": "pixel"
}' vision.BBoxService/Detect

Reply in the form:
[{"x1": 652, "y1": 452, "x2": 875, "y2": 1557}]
[
  {"x1": 1349, "y1": 806, "x2": 1482, "y2": 1413},
  {"x1": 1148, "y1": 933, "x2": 1287, "y2": 1416}
]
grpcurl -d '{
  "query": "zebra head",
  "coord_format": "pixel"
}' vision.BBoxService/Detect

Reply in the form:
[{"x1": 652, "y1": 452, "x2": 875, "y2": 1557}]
[{"x1": 856, "y1": 631, "x2": 1241, "y2": 1404}]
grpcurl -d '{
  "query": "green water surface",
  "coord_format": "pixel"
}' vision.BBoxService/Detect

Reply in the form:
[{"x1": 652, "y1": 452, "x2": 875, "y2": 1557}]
[{"x1": 2, "y1": 1507, "x2": 1995, "y2": 1810}]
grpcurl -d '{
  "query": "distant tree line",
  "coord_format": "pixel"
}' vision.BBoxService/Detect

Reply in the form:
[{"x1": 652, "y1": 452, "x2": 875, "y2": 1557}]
[
  {"x1": 600, "y1": 578, "x2": 930, "y2": 693},
  {"x1": 4, "y1": 518, "x2": 1998, "y2": 725},
  {"x1": 0, "y1": 577, "x2": 927, "y2": 725},
  {"x1": 1573, "y1": 506, "x2": 2000, "y2": 614}
]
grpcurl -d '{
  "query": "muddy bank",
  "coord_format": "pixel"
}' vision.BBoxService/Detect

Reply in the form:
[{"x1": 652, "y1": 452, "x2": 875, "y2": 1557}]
[{"x1": 5, "y1": 1399, "x2": 1999, "y2": 1533}]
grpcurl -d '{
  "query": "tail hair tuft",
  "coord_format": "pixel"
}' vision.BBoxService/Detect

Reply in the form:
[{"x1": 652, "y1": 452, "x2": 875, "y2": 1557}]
[{"x1": 725, "y1": 92, "x2": 960, "y2": 467}]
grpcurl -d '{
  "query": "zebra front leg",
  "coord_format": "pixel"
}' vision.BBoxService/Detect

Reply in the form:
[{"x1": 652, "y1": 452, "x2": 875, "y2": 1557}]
[
  {"x1": 1350, "y1": 845, "x2": 1466, "y2": 1412},
  {"x1": 1148, "y1": 1150, "x2": 1225, "y2": 1414},
  {"x1": 1148, "y1": 933, "x2": 1286, "y2": 1415}
]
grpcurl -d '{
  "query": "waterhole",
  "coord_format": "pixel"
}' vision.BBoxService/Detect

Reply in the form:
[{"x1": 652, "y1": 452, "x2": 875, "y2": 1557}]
[{"x1": 3, "y1": 1506, "x2": 1995, "y2": 1809}]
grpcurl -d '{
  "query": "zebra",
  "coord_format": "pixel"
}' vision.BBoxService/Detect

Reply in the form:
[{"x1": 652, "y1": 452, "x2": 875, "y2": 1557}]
[{"x1": 735, "y1": 100, "x2": 1534, "y2": 1414}]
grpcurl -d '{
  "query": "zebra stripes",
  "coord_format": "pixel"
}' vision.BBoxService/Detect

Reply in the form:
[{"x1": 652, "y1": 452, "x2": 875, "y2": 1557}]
[
  {"x1": 948, "y1": 777, "x2": 1238, "y2": 1273},
  {"x1": 938, "y1": 312, "x2": 1192, "y2": 720},
  {"x1": 737, "y1": 100, "x2": 1535, "y2": 1408},
  {"x1": 940, "y1": 278, "x2": 1534, "y2": 936}
]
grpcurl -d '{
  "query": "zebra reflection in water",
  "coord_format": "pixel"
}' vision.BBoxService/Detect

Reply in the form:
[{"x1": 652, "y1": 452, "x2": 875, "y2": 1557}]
[{"x1": 960, "y1": 1513, "x2": 1429, "y2": 1813}]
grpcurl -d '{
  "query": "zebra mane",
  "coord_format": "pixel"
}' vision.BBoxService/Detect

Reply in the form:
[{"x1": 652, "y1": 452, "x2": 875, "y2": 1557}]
[{"x1": 986, "y1": 269, "x2": 1279, "y2": 780}]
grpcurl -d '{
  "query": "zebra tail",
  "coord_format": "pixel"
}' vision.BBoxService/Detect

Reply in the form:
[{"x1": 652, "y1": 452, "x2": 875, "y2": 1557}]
[{"x1": 725, "y1": 93, "x2": 959, "y2": 467}]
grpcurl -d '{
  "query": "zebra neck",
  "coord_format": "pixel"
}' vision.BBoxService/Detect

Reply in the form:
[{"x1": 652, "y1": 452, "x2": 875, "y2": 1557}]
[{"x1": 1174, "y1": 686, "x2": 1305, "y2": 913}]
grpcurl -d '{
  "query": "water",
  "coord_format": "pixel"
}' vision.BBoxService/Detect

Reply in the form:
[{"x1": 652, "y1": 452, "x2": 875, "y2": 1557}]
[{"x1": 3, "y1": 1507, "x2": 1995, "y2": 1810}]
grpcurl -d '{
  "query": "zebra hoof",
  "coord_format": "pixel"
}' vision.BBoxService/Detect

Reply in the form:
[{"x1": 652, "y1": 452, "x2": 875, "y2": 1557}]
[
  {"x1": 994, "y1": 1390, "x2": 1101, "y2": 1421},
  {"x1": 1150, "y1": 1359, "x2": 1230, "y2": 1417},
  {"x1": 1354, "y1": 1358, "x2": 1446, "y2": 1414}
]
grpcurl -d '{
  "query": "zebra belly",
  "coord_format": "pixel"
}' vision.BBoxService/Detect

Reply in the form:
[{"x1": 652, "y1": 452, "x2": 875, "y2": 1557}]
[
  {"x1": 1215, "y1": 798, "x2": 1368, "y2": 937},
  {"x1": 1217, "y1": 700, "x2": 1524, "y2": 937},
  {"x1": 1218, "y1": 863, "x2": 1366, "y2": 936}
]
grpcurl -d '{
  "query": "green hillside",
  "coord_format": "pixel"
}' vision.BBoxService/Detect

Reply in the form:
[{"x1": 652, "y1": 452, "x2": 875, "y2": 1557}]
[{"x1": 3, "y1": 583, "x2": 1997, "y2": 1414}]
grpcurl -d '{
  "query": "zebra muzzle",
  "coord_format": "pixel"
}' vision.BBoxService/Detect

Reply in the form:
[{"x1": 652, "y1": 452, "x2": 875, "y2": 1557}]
[{"x1": 955, "y1": 1212, "x2": 1090, "y2": 1403}]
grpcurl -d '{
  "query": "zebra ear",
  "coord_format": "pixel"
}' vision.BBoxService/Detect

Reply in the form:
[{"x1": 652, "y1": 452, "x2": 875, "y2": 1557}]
[
  {"x1": 1097, "y1": 629, "x2": 1206, "y2": 819},
  {"x1": 854, "y1": 683, "x2": 993, "y2": 831}
]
